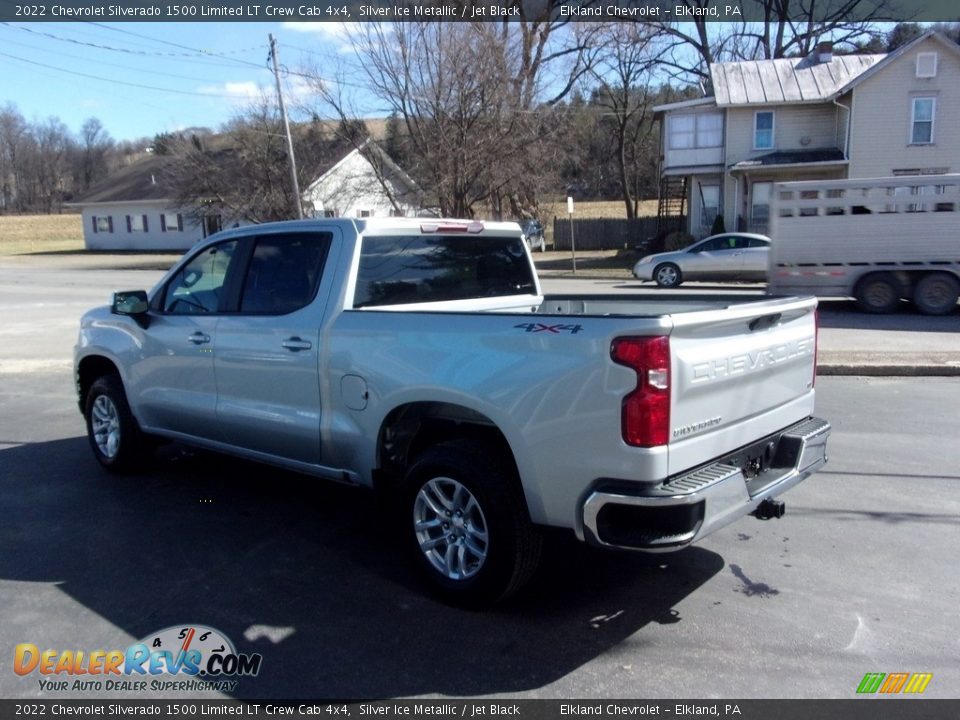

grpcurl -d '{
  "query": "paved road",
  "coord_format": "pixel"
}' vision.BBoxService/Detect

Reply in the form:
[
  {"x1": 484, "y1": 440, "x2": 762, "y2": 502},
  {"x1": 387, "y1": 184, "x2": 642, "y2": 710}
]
[{"x1": 1, "y1": 255, "x2": 958, "y2": 700}]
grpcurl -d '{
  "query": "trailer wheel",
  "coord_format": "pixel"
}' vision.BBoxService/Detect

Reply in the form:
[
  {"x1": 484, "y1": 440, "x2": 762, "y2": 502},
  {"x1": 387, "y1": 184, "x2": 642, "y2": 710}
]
[
  {"x1": 854, "y1": 273, "x2": 900, "y2": 314},
  {"x1": 913, "y1": 273, "x2": 960, "y2": 316}
]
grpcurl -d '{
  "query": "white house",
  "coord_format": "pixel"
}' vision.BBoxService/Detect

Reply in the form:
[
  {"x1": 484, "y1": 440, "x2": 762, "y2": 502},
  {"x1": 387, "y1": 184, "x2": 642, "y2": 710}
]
[
  {"x1": 303, "y1": 140, "x2": 425, "y2": 219},
  {"x1": 70, "y1": 140, "x2": 424, "y2": 251},
  {"x1": 655, "y1": 30, "x2": 960, "y2": 238},
  {"x1": 68, "y1": 157, "x2": 209, "y2": 251}
]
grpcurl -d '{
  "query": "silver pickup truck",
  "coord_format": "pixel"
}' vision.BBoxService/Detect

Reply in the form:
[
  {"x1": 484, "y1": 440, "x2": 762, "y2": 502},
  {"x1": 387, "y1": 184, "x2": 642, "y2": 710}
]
[{"x1": 75, "y1": 218, "x2": 830, "y2": 605}]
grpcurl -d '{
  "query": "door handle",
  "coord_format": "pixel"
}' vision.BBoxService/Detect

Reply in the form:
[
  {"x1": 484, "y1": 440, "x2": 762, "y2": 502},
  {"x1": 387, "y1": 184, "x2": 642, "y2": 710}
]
[
  {"x1": 187, "y1": 332, "x2": 211, "y2": 345},
  {"x1": 282, "y1": 336, "x2": 313, "y2": 352}
]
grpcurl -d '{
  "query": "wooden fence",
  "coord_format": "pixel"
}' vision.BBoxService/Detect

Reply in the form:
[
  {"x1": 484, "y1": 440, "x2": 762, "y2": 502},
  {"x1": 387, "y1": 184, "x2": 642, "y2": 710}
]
[{"x1": 551, "y1": 216, "x2": 663, "y2": 251}]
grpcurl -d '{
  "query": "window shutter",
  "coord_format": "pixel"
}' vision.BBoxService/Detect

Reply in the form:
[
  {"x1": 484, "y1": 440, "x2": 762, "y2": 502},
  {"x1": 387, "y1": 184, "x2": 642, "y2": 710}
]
[
  {"x1": 177, "y1": 214, "x2": 182, "y2": 231},
  {"x1": 143, "y1": 215, "x2": 148, "y2": 232},
  {"x1": 92, "y1": 216, "x2": 98, "y2": 234},
  {"x1": 108, "y1": 217, "x2": 114, "y2": 233},
  {"x1": 160, "y1": 214, "x2": 166, "y2": 232},
  {"x1": 126, "y1": 215, "x2": 132, "y2": 233}
]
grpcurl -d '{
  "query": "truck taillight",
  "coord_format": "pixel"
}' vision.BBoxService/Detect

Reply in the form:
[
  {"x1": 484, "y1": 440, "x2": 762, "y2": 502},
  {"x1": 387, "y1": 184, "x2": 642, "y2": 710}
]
[{"x1": 611, "y1": 336, "x2": 671, "y2": 447}]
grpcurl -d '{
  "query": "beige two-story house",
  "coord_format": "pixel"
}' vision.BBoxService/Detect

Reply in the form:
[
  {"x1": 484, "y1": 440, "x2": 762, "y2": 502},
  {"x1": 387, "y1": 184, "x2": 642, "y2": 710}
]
[{"x1": 655, "y1": 30, "x2": 960, "y2": 238}]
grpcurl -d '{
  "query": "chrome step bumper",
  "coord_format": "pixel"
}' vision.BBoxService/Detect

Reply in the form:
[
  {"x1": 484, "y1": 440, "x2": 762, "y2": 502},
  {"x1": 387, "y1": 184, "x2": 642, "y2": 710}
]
[{"x1": 581, "y1": 417, "x2": 831, "y2": 551}]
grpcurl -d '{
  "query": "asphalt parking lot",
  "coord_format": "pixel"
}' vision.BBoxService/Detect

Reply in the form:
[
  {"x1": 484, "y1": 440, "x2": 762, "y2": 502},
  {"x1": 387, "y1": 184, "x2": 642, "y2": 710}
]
[{"x1": 1, "y1": 253, "x2": 958, "y2": 701}]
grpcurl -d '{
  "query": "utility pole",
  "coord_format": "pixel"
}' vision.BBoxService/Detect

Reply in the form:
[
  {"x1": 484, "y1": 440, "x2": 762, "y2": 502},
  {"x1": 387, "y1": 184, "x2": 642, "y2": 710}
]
[{"x1": 269, "y1": 33, "x2": 303, "y2": 219}]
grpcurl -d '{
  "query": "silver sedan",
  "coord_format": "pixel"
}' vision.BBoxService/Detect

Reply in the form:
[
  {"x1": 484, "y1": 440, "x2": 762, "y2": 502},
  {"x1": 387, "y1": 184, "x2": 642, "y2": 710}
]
[{"x1": 632, "y1": 233, "x2": 771, "y2": 288}]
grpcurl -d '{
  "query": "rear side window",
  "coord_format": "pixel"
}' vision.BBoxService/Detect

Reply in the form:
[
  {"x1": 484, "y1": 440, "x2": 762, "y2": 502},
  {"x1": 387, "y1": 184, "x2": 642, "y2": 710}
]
[
  {"x1": 240, "y1": 233, "x2": 331, "y2": 314},
  {"x1": 354, "y1": 235, "x2": 536, "y2": 308}
]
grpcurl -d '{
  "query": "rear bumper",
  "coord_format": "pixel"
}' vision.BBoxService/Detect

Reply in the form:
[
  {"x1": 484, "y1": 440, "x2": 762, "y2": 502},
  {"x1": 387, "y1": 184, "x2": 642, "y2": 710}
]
[{"x1": 581, "y1": 417, "x2": 830, "y2": 551}]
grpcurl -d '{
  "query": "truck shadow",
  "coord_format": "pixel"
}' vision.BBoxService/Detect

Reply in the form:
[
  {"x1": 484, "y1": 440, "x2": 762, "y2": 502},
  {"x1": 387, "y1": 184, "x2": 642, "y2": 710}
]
[{"x1": 0, "y1": 438, "x2": 724, "y2": 698}]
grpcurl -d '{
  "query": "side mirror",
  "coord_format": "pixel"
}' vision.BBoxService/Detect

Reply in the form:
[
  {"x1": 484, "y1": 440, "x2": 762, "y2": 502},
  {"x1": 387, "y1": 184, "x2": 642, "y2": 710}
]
[{"x1": 112, "y1": 290, "x2": 150, "y2": 328}]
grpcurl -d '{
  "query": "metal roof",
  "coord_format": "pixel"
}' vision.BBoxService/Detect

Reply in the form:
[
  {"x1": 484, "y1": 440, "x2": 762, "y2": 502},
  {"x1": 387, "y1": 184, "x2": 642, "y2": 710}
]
[{"x1": 711, "y1": 54, "x2": 885, "y2": 106}]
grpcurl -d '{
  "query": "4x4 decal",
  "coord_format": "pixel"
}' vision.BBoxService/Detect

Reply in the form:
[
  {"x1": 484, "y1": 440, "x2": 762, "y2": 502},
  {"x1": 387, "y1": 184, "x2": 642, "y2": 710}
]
[{"x1": 514, "y1": 323, "x2": 583, "y2": 334}]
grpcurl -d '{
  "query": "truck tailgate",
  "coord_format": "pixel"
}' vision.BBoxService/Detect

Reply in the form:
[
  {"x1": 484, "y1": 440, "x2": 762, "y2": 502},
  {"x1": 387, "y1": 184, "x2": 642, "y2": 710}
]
[{"x1": 667, "y1": 296, "x2": 818, "y2": 476}]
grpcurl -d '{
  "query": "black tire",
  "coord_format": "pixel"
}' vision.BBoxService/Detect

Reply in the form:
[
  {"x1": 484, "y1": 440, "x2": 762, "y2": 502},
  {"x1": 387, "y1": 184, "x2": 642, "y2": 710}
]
[
  {"x1": 854, "y1": 273, "x2": 900, "y2": 314},
  {"x1": 403, "y1": 439, "x2": 542, "y2": 607},
  {"x1": 913, "y1": 272, "x2": 960, "y2": 316},
  {"x1": 654, "y1": 263, "x2": 682, "y2": 288},
  {"x1": 84, "y1": 374, "x2": 150, "y2": 473}
]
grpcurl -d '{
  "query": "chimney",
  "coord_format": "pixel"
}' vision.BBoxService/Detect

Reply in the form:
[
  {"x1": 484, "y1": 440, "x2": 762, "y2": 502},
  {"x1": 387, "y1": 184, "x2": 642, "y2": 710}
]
[{"x1": 816, "y1": 41, "x2": 834, "y2": 63}]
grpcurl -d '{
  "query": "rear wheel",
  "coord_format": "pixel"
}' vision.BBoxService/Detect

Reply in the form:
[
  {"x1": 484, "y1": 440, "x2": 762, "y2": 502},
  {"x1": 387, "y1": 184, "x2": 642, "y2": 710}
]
[
  {"x1": 654, "y1": 263, "x2": 682, "y2": 288},
  {"x1": 854, "y1": 273, "x2": 900, "y2": 314},
  {"x1": 913, "y1": 272, "x2": 959, "y2": 316},
  {"x1": 404, "y1": 439, "x2": 541, "y2": 606},
  {"x1": 84, "y1": 374, "x2": 150, "y2": 473}
]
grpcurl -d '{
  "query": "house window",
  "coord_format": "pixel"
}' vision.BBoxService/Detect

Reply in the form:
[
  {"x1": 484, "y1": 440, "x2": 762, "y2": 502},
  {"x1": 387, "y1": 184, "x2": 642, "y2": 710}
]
[
  {"x1": 358, "y1": 209, "x2": 372, "y2": 218},
  {"x1": 93, "y1": 216, "x2": 113, "y2": 233},
  {"x1": 126, "y1": 214, "x2": 148, "y2": 233},
  {"x1": 668, "y1": 115, "x2": 695, "y2": 149},
  {"x1": 696, "y1": 113, "x2": 723, "y2": 147},
  {"x1": 699, "y1": 184, "x2": 720, "y2": 230},
  {"x1": 754, "y1": 111, "x2": 774, "y2": 150},
  {"x1": 323, "y1": 210, "x2": 337, "y2": 218},
  {"x1": 161, "y1": 213, "x2": 182, "y2": 232},
  {"x1": 751, "y1": 182, "x2": 771, "y2": 229},
  {"x1": 669, "y1": 113, "x2": 722, "y2": 150},
  {"x1": 911, "y1": 97, "x2": 935, "y2": 144},
  {"x1": 916, "y1": 52, "x2": 938, "y2": 78}
]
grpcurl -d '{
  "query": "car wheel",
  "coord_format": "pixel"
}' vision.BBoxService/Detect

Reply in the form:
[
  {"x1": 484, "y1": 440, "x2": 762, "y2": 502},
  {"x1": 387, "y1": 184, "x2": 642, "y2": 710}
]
[
  {"x1": 913, "y1": 272, "x2": 959, "y2": 316},
  {"x1": 654, "y1": 263, "x2": 682, "y2": 288},
  {"x1": 84, "y1": 374, "x2": 150, "y2": 473},
  {"x1": 855, "y1": 273, "x2": 900, "y2": 314},
  {"x1": 404, "y1": 439, "x2": 542, "y2": 607}
]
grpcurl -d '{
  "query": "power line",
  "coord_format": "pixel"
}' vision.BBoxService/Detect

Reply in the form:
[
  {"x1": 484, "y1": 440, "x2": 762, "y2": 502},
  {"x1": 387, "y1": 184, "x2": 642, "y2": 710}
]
[
  {"x1": 0, "y1": 50, "x2": 259, "y2": 99},
  {"x1": 0, "y1": 33, "x2": 244, "y2": 84},
  {"x1": 2, "y1": 22, "x2": 267, "y2": 61}
]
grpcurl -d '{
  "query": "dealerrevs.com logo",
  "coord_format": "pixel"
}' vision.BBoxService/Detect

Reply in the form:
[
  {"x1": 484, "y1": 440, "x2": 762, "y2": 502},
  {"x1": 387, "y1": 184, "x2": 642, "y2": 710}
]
[{"x1": 14, "y1": 625, "x2": 262, "y2": 694}]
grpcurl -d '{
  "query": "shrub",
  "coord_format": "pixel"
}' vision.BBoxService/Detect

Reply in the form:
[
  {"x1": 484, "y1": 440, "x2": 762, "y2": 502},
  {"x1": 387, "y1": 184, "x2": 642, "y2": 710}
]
[{"x1": 664, "y1": 231, "x2": 694, "y2": 252}]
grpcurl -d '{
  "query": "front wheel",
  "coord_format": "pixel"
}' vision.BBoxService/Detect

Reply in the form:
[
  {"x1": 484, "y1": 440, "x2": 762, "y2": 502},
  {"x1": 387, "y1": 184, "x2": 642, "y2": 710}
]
[
  {"x1": 654, "y1": 263, "x2": 682, "y2": 288},
  {"x1": 84, "y1": 374, "x2": 150, "y2": 473},
  {"x1": 404, "y1": 440, "x2": 542, "y2": 606},
  {"x1": 855, "y1": 273, "x2": 900, "y2": 314}
]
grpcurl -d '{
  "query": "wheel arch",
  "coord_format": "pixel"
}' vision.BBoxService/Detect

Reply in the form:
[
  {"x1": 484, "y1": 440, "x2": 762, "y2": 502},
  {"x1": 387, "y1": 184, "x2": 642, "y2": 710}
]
[
  {"x1": 375, "y1": 401, "x2": 523, "y2": 497},
  {"x1": 76, "y1": 354, "x2": 123, "y2": 411}
]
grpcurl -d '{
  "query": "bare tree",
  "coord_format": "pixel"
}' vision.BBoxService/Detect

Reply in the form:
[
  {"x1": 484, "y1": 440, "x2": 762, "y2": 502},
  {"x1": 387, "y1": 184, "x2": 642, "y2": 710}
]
[
  {"x1": 164, "y1": 96, "x2": 344, "y2": 225},
  {"x1": 0, "y1": 104, "x2": 28, "y2": 213},
  {"x1": 73, "y1": 118, "x2": 114, "y2": 193},
  {"x1": 30, "y1": 118, "x2": 72, "y2": 213},
  {"x1": 653, "y1": 0, "x2": 899, "y2": 86},
  {"x1": 586, "y1": 24, "x2": 664, "y2": 218},
  {"x1": 304, "y1": 14, "x2": 599, "y2": 219}
]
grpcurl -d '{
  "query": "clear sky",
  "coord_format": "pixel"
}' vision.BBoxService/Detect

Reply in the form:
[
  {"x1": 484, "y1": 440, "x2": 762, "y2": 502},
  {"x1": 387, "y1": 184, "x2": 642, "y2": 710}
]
[{"x1": 0, "y1": 21, "x2": 364, "y2": 144}]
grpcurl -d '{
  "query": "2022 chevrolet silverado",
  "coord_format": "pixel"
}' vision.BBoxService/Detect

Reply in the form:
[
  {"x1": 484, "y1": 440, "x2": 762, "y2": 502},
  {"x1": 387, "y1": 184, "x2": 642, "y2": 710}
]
[{"x1": 75, "y1": 218, "x2": 830, "y2": 604}]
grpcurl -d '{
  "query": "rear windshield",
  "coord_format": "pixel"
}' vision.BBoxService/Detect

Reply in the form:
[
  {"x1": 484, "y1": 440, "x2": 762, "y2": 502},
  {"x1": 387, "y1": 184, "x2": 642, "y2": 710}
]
[{"x1": 354, "y1": 234, "x2": 536, "y2": 308}]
